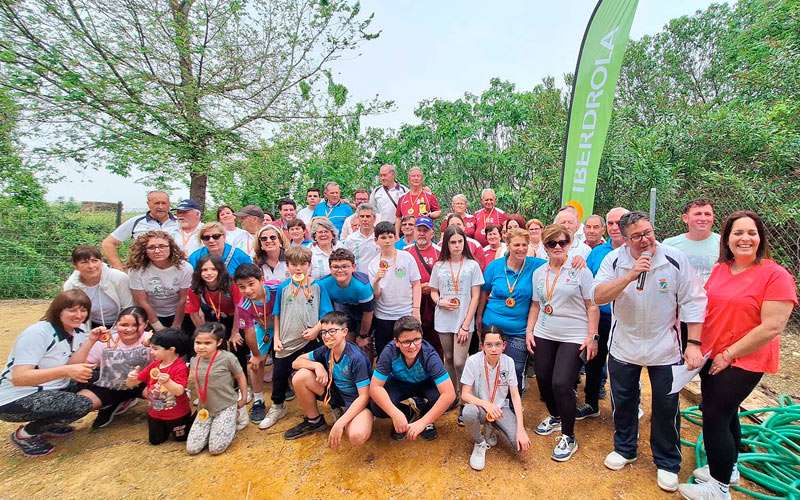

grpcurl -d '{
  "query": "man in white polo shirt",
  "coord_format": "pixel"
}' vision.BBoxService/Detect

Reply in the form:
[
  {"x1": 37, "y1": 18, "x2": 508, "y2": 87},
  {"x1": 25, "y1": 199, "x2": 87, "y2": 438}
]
[
  {"x1": 101, "y1": 191, "x2": 179, "y2": 270},
  {"x1": 554, "y1": 209, "x2": 592, "y2": 262},
  {"x1": 369, "y1": 163, "x2": 407, "y2": 226},
  {"x1": 343, "y1": 204, "x2": 380, "y2": 274},
  {"x1": 592, "y1": 211, "x2": 707, "y2": 493},
  {"x1": 174, "y1": 199, "x2": 204, "y2": 258}
]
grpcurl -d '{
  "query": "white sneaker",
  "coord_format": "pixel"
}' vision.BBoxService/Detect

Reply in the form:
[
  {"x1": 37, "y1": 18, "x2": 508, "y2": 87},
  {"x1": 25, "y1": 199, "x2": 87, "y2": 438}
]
[
  {"x1": 657, "y1": 469, "x2": 679, "y2": 492},
  {"x1": 678, "y1": 481, "x2": 731, "y2": 500},
  {"x1": 484, "y1": 426, "x2": 498, "y2": 447},
  {"x1": 552, "y1": 435, "x2": 578, "y2": 462},
  {"x1": 236, "y1": 407, "x2": 250, "y2": 431},
  {"x1": 535, "y1": 415, "x2": 562, "y2": 436},
  {"x1": 258, "y1": 404, "x2": 287, "y2": 430},
  {"x1": 604, "y1": 450, "x2": 637, "y2": 470},
  {"x1": 469, "y1": 440, "x2": 491, "y2": 471},
  {"x1": 692, "y1": 464, "x2": 740, "y2": 485}
]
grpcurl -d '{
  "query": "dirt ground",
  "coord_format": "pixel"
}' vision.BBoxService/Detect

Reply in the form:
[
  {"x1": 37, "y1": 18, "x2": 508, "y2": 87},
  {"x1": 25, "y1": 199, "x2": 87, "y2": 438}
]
[{"x1": 0, "y1": 301, "x2": 789, "y2": 499}]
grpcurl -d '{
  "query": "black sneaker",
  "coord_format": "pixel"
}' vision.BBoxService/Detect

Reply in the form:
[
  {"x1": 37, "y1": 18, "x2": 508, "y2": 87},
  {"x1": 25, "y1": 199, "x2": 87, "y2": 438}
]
[
  {"x1": 575, "y1": 403, "x2": 600, "y2": 420},
  {"x1": 285, "y1": 387, "x2": 296, "y2": 401},
  {"x1": 93, "y1": 401, "x2": 122, "y2": 429},
  {"x1": 284, "y1": 416, "x2": 327, "y2": 440},
  {"x1": 10, "y1": 428, "x2": 55, "y2": 457},
  {"x1": 250, "y1": 400, "x2": 267, "y2": 423},
  {"x1": 390, "y1": 429, "x2": 406, "y2": 441},
  {"x1": 41, "y1": 425, "x2": 75, "y2": 438},
  {"x1": 421, "y1": 424, "x2": 438, "y2": 441}
]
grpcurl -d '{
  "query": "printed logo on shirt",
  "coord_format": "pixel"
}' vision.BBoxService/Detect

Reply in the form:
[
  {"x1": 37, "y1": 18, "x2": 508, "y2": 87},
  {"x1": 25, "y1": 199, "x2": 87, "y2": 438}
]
[
  {"x1": 658, "y1": 277, "x2": 670, "y2": 292},
  {"x1": 394, "y1": 267, "x2": 407, "y2": 279}
]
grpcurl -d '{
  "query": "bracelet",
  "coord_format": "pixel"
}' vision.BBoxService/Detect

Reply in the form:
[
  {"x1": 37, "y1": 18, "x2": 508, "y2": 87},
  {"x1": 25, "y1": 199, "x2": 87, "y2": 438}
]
[
  {"x1": 459, "y1": 326, "x2": 469, "y2": 332},
  {"x1": 686, "y1": 339, "x2": 702, "y2": 346}
]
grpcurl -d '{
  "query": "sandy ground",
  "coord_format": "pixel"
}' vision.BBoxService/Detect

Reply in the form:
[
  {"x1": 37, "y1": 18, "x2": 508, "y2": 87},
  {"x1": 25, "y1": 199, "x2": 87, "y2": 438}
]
[{"x1": 0, "y1": 301, "x2": 785, "y2": 499}]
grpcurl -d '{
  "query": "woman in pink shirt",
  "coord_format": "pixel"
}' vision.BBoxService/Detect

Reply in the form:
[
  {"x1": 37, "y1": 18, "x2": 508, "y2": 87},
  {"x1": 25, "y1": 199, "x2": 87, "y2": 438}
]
[{"x1": 679, "y1": 211, "x2": 797, "y2": 500}]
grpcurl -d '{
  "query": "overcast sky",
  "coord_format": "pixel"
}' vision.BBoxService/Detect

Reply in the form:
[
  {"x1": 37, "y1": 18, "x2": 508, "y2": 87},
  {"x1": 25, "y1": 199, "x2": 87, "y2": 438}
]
[{"x1": 44, "y1": 0, "x2": 719, "y2": 211}]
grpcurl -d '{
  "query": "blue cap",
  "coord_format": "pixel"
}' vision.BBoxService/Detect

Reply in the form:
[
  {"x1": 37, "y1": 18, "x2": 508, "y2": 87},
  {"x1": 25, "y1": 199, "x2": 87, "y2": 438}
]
[
  {"x1": 415, "y1": 216, "x2": 434, "y2": 230},
  {"x1": 175, "y1": 199, "x2": 201, "y2": 211}
]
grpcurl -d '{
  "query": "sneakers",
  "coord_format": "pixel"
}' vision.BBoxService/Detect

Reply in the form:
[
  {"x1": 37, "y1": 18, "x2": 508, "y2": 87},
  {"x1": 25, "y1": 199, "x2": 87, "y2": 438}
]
[
  {"x1": 552, "y1": 435, "x2": 578, "y2": 462},
  {"x1": 258, "y1": 403, "x2": 288, "y2": 429},
  {"x1": 250, "y1": 400, "x2": 267, "y2": 423},
  {"x1": 284, "y1": 416, "x2": 327, "y2": 440},
  {"x1": 604, "y1": 450, "x2": 637, "y2": 470},
  {"x1": 285, "y1": 387, "x2": 296, "y2": 401},
  {"x1": 469, "y1": 440, "x2": 491, "y2": 471},
  {"x1": 678, "y1": 481, "x2": 731, "y2": 500},
  {"x1": 10, "y1": 428, "x2": 55, "y2": 457},
  {"x1": 657, "y1": 469, "x2": 679, "y2": 492},
  {"x1": 236, "y1": 407, "x2": 250, "y2": 431},
  {"x1": 41, "y1": 425, "x2": 75, "y2": 438},
  {"x1": 575, "y1": 403, "x2": 600, "y2": 420},
  {"x1": 692, "y1": 464, "x2": 740, "y2": 485},
  {"x1": 390, "y1": 428, "x2": 406, "y2": 441},
  {"x1": 420, "y1": 424, "x2": 438, "y2": 441},
  {"x1": 93, "y1": 398, "x2": 138, "y2": 429},
  {"x1": 535, "y1": 415, "x2": 562, "y2": 436}
]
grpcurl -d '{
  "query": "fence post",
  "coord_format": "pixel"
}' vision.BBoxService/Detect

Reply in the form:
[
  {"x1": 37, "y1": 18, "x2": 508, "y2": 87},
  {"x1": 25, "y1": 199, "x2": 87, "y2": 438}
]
[{"x1": 116, "y1": 201, "x2": 123, "y2": 227}]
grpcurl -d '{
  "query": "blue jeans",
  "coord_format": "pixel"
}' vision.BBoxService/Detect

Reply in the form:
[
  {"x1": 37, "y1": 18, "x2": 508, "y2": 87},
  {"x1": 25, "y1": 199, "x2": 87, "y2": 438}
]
[{"x1": 503, "y1": 334, "x2": 528, "y2": 392}]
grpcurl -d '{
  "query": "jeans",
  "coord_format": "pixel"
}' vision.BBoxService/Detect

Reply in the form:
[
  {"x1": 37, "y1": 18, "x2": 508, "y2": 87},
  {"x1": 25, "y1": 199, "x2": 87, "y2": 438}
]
[{"x1": 503, "y1": 334, "x2": 528, "y2": 393}]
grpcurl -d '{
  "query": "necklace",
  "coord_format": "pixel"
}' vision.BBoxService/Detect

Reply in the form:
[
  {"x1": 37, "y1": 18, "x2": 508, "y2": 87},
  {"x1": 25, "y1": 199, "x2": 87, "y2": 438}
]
[
  {"x1": 543, "y1": 265, "x2": 563, "y2": 315},
  {"x1": 194, "y1": 350, "x2": 220, "y2": 421},
  {"x1": 483, "y1": 356, "x2": 502, "y2": 421},
  {"x1": 504, "y1": 258, "x2": 526, "y2": 307}
]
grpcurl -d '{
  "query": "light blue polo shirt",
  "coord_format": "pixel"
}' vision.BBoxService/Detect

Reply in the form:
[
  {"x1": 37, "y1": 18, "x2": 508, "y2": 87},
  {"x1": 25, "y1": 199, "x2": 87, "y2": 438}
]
[{"x1": 481, "y1": 256, "x2": 545, "y2": 335}]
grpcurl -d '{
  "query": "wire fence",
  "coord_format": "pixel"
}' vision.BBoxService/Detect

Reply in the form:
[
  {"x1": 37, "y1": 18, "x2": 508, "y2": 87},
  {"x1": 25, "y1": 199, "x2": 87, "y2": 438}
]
[{"x1": 0, "y1": 196, "x2": 797, "y2": 323}]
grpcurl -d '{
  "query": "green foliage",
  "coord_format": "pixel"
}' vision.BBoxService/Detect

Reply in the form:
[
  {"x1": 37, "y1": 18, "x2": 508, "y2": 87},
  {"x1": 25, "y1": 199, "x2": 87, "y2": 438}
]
[{"x1": 0, "y1": 88, "x2": 46, "y2": 207}]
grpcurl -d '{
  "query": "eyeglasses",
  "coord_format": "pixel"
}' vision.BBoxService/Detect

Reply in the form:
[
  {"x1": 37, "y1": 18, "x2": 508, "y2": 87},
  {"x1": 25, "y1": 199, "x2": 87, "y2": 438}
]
[
  {"x1": 146, "y1": 244, "x2": 170, "y2": 252},
  {"x1": 544, "y1": 239, "x2": 570, "y2": 249},
  {"x1": 397, "y1": 338, "x2": 423, "y2": 348},
  {"x1": 483, "y1": 342, "x2": 504, "y2": 349},
  {"x1": 330, "y1": 264, "x2": 352, "y2": 270},
  {"x1": 201, "y1": 233, "x2": 224, "y2": 241},
  {"x1": 626, "y1": 229, "x2": 653, "y2": 242},
  {"x1": 259, "y1": 235, "x2": 279, "y2": 242},
  {"x1": 320, "y1": 327, "x2": 344, "y2": 338}
]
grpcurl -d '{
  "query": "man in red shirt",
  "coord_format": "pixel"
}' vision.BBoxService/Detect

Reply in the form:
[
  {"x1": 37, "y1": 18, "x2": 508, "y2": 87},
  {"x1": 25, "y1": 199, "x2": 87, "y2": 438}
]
[
  {"x1": 473, "y1": 188, "x2": 508, "y2": 247},
  {"x1": 404, "y1": 217, "x2": 443, "y2": 358},
  {"x1": 394, "y1": 167, "x2": 441, "y2": 234}
]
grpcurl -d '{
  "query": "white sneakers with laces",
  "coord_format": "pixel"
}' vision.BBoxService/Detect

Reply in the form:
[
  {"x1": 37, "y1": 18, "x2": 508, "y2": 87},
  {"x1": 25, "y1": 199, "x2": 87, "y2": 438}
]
[
  {"x1": 258, "y1": 404, "x2": 287, "y2": 430},
  {"x1": 551, "y1": 435, "x2": 578, "y2": 462},
  {"x1": 657, "y1": 469, "x2": 679, "y2": 492},
  {"x1": 678, "y1": 480, "x2": 731, "y2": 500},
  {"x1": 469, "y1": 440, "x2": 491, "y2": 471},
  {"x1": 604, "y1": 450, "x2": 637, "y2": 470},
  {"x1": 692, "y1": 464, "x2": 740, "y2": 485}
]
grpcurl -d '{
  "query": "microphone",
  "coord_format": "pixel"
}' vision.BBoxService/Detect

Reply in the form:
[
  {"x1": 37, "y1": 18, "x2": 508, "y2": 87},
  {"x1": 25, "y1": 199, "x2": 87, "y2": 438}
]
[{"x1": 636, "y1": 251, "x2": 652, "y2": 291}]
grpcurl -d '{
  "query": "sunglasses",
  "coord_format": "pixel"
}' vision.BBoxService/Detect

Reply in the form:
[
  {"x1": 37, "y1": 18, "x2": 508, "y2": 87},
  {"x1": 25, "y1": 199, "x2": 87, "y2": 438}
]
[
  {"x1": 545, "y1": 239, "x2": 570, "y2": 249},
  {"x1": 259, "y1": 234, "x2": 279, "y2": 242},
  {"x1": 201, "y1": 233, "x2": 224, "y2": 241}
]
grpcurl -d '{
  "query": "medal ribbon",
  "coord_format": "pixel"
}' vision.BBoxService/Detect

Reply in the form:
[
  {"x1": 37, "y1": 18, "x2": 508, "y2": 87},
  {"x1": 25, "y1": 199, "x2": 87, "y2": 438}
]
[
  {"x1": 504, "y1": 258, "x2": 526, "y2": 298},
  {"x1": 323, "y1": 350, "x2": 337, "y2": 407},
  {"x1": 483, "y1": 357, "x2": 501, "y2": 405},
  {"x1": 194, "y1": 350, "x2": 219, "y2": 405},
  {"x1": 204, "y1": 290, "x2": 222, "y2": 320},
  {"x1": 448, "y1": 259, "x2": 463, "y2": 293},
  {"x1": 544, "y1": 265, "x2": 562, "y2": 306}
]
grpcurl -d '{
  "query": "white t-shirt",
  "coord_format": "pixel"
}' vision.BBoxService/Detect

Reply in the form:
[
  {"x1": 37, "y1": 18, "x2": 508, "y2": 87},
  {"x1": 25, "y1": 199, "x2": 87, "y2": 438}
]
[
  {"x1": 128, "y1": 263, "x2": 193, "y2": 317},
  {"x1": 309, "y1": 242, "x2": 343, "y2": 281},
  {"x1": 429, "y1": 259, "x2": 484, "y2": 333},
  {"x1": 110, "y1": 213, "x2": 179, "y2": 242},
  {"x1": 532, "y1": 264, "x2": 594, "y2": 344},
  {"x1": 84, "y1": 285, "x2": 122, "y2": 326},
  {"x1": 296, "y1": 206, "x2": 315, "y2": 226},
  {"x1": 261, "y1": 260, "x2": 289, "y2": 282},
  {"x1": 0, "y1": 322, "x2": 87, "y2": 406},
  {"x1": 225, "y1": 227, "x2": 252, "y2": 255},
  {"x1": 344, "y1": 230, "x2": 380, "y2": 275},
  {"x1": 567, "y1": 239, "x2": 592, "y2": 261},
  {"x1": 367, "y1": 250, "x2": 421, "y2": 320},
  {"x1": 460, "y1": 352, "x2": 517, "y2": 408},
  {"x1": 662, "y1": 232, "x2": 720, "y2": 284},
  {"x1": 174, "y1": 225, "x2": 204, "y2": 258}
]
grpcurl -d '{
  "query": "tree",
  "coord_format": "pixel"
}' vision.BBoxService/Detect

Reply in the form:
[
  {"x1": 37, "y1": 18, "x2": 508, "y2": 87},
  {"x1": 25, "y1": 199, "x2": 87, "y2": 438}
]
[
  {"x1": 0, "y1": 0, "x2": 385, "y2": 210},
  {"x1": 0, "y1": 87, "x2": 46, "y2": 206}
]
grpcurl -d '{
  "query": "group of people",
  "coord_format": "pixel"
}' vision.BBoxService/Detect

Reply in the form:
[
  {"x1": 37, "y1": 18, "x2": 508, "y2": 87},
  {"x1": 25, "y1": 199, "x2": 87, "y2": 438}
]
[{"x1": 0, "y1": 163, "x2": 796, "y2": 500}]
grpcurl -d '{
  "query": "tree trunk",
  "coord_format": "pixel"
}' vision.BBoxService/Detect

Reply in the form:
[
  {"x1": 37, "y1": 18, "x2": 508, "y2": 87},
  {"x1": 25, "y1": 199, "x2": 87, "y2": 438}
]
[{"x1": 189, "y1": 171, "x2": 208, "y2": 213}]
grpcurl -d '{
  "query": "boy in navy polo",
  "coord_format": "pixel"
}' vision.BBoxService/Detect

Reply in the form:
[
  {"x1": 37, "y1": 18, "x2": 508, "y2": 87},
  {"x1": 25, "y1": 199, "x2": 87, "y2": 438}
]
[
  {"x1": 369, "y1": 316, "x2": 455, "y2": 441},
  {"x1": 284, "y1": 312, "x2": 373, "y2": 447}
]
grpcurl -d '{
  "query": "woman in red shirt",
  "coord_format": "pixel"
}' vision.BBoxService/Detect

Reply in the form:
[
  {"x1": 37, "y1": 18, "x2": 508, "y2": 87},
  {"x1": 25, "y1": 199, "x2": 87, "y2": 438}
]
[{"x1": 680, "y1": 211, "x2": 797, "y2": 500}]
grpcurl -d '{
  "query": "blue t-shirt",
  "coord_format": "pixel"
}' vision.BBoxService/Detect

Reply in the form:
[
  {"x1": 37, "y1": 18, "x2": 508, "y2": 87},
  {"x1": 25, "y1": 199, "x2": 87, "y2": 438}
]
[
  {"x1": 481, "y1": 256, "x2": 546, "y2": 335},
  {"x1": 312, "y1": 201, "x2": 354, "y2": 236},
  {"x1": 317, "y1": 273, "x2": 374, "y2": 309},
  {"x1": 586, "y1": 240, "x2": 614, "y2": 316},
  {"x1": 395, "y1": 239, "x2": 415, "y2": 250},
  {"x1": 373, "y1": 340, "x2": 449, "y2": 386},
  {"x1": 189, "y1": 243, "x2": 253, "y2": 276},
  {"x1": 309, "y1": 341, "x2": 371, "y2": 405}
]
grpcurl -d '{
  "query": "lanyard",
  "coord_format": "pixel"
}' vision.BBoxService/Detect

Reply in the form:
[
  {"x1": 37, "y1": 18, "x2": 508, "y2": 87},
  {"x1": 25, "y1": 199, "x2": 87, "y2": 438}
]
[
  {"x1": 204, "y1": 290, "x2": 222, "y2": 320},
  {"x1": 545, "y1": 265, "x2": 563, "y2": 304},
  {"x1": 449, "y1": 259, "x2": 464, "y2": 293},
  {"x1": 504, "y1": 258, "x2": 526, "y2": 296},
  {"x1": 324, "y1": 201, "x2": 340, "y2": 219},
  {"x1": 483, "y1": 357, "x2": 501, "y2": 404},
  {"x1": 250, "y1": 292, "x2": 269, "y2": 327},
  {"x1": 194, "y1": 350, "x2": 220, "y2": 405},
  {"x1": 323, "y1": 349, "x2": 339, "y2": 407}
]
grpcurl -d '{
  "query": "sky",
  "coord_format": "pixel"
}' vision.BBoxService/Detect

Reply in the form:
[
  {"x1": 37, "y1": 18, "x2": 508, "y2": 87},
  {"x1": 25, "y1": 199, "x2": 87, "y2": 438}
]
[{"x1": 43, "y1": 0, "x2": 719, "y2": 211}]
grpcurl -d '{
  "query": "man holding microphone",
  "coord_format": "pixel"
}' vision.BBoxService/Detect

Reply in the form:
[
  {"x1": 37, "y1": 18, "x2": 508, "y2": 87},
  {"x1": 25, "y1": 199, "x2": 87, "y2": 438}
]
[{"x1": 592, "y1": 211, "x2": 706, "y2": 492}]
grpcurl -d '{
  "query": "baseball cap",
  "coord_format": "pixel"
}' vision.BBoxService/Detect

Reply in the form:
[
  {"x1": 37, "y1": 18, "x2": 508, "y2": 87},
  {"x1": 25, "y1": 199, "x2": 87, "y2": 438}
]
[
  {"x1": 415, "y1": 216, "x2": 434, "y2": 230},
  {"x1": 174, "y1": 199, "x2": 201, "y2": 212},
  {"x1": 234, "y1": 205, "x2": 265, "y2": 218}
]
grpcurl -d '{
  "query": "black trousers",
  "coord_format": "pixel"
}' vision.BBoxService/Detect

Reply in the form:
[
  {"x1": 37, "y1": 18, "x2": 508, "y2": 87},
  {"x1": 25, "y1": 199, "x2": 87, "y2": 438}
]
[
  {"x1": 700, "y1": 361, "x2": 762, "y2": 484},
  {"x1": 533, "y1": 336, "x2": 582, "y2": 437},
  {"x1": 271, "y1": 340, "x2": 319, "y2": 404},
  {"x1": 608, "y1": 355, "x2": 681, "y2": 473},
  {"x1": 369, "y1": 379, "x2": 440, "y2": 419},
  {"x1": 584, "y1": 313, "x2": 611, "y2": 409},
  {"x1": 372, "y1": 317, "x2": 397, "y2": 360}
]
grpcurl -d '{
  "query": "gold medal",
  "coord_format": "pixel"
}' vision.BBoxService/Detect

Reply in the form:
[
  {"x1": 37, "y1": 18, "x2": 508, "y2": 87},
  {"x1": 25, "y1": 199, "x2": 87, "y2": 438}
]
[
  {"x1": 379, "y1": 259, "x2": 390, "y2": 270},
  {"x1": 505, "y1": 297, "x2": 516, "y2": 307},
  {"x1": 450, "y1": 297, "x2": 460, "y2": 306},
  {"x1": 150, "y1": 368, "x2": 161, "y2": 380},
  {"x1": 419, "y1": 203, "x2": 428, "y2": 214},
  {"x1": 407, "y1": 208, "x2": 414, "y2": 215},
  {"x1": 292, "y1": 273, "x2": 305, "y2": 283},
  {"x1": 486, "y1": 413, "x2": 496, "y2": 422},
  {"x1": 544, "y1": 304, "x2": 554, "y2": 315},
  {"x1": 99, "y1": 333, "x2": 110, "y2": 343},
  {"x1": 197, "y1": 408, "x2": 210, "y2": 421}
]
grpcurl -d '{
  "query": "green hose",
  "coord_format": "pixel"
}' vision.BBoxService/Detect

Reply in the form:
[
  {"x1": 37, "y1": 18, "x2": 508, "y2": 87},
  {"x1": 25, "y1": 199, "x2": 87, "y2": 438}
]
[{"x1": 680, "y1": 395, "x2": 800, "y2": 499}]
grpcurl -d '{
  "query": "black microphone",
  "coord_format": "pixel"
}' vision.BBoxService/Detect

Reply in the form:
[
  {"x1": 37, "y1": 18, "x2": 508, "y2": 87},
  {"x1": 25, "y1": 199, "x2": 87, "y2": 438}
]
[{"x1": 636, "y1": 251, "x2": 652, "y2": 291}]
